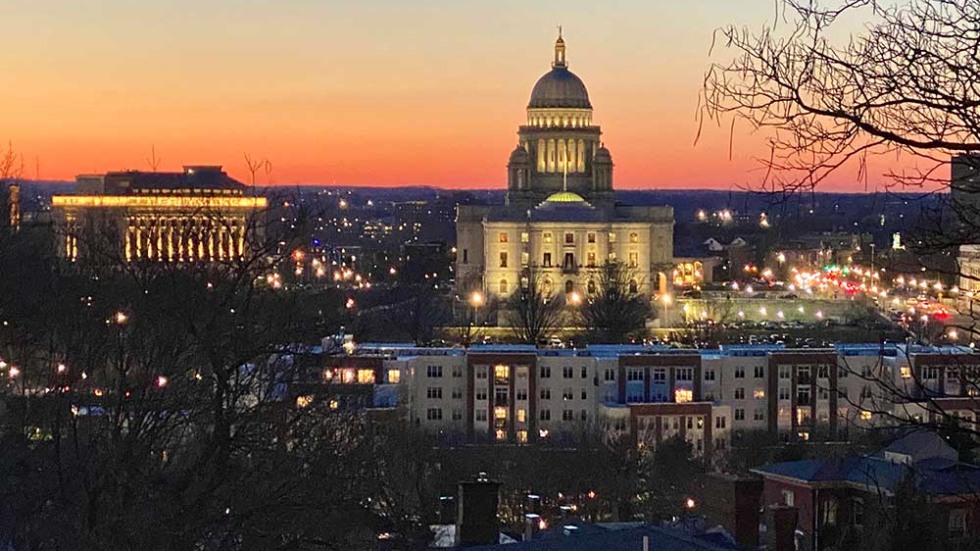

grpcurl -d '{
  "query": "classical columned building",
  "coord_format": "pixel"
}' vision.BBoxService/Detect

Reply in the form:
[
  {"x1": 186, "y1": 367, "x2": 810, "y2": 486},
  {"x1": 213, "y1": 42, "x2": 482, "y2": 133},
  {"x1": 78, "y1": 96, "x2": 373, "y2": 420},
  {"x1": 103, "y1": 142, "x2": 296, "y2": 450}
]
[
  {"x1": 456, "y1": 32, "x2": 674, "y2": 301},
  {"x1": 52, "y1": 165, "x2": 267, "y2": 264}
]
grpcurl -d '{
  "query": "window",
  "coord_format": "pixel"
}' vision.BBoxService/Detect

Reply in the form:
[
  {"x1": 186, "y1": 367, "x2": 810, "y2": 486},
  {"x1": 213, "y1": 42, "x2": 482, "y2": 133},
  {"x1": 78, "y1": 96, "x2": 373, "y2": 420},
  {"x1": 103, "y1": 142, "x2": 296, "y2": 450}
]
[
  {"x1": 588, "y1": 279, "x2": 597, "y2": 294},
  {"x1": 452, "y1": 365, "x2": 463, "y2": 378},
  {"x1": 426, "y1": 365, "x2": 443, "y2": 378},
  {"x1": 543, "y1": 232, "x2": 553, "y2": 244},
  {"x1": 562, "y1": 388, "x2": 574, "y2": 400},
  {"x1": 564, "y1": 232, "x2": 574, "y2": 244},
  {"x1": 587, "y1": 252, "x2": 596, "y2": 267},
  {"x1": 851, "y1": 498, "x2": 864, "y2": 527},
  {"x1": 608, "y1": 232, "x2": 617, "y2": 243},
  {"x1": 581, "y1": 389, "x2": 588, "y2": 400},
  {"x1": 356, "y1": 369, "x2": 375, "y2": 384},
  {"x1": 476, "y1": 409, "x2": 487, "y2": 421},
  {"x1": 735, "y1": 408, "x2": 745, "y2": 421},
  {"x1": 838, "y1": 367, "x2": 849, "y2": 378},
  {"x1": 715, "y1": 416, "x2": 727, "y2": 429},
  {"x1": 540, "y1": 388, "x2": 551, "y2": 400},
  {"x1": 704, "y1": 369, "x2": 715, "y2": 381},
  {"x1": 426, "y1": 387, "x2": 442, "y2": 399},
  {"x1": 494, "y1": 406, "x2": 507, "y2": 420},
  {"x1": 426, "y1": 408, "x2": 443, "y2": 420},
  {"x1": 924, "y1": 366, "x2": 940, "y2": 380},
  {"x1": 675, "y1": 388, "x2": 693, "y2": 403},
  {"x1": 580, "y1": 410, "x2": 588, "y2": 421},
  {"x1": 580, "y1": 366, "x2": 588, "y2": 379},
  {"x1": 608, "y1": 252, "x2": 617, "y2": 262},
  {"x1": 798, "y1": 366, "x2": 811, "y2": 384},
  {"x1": 387, "y1": 369, "x2": 401, "y2": 384},
  {"x1": 604, "y1": 368, "x2": 616, "y2": 381},
  {"x1": 563, "y1": 366, "x2": 574, "y2": 379},
  {"x1": 563, "y1": 253, "x2": 575, "y2": 272},
  {"x1": 499, "y1": 232, "x2": 508, "y2": 243},
  {"x1": 540, "y1": 366, "x2": 551, "y2": 378},
  {"x1": 653, "y1": 369, "x2": 666, "y2": 382},
  {"x1": 797, "y1": 386, "x2": 811, "y2": 404},
  {"x1": 476, "y1": 367, "x2": 487, "y2": 379},
  {"x1": 452, "y1": 387, "x2": 463, "y2": 399},
  {"x1": 452, "y1": 408, "x2": 463, "y2": 420},
  {"x1": 543, "y1": 252, "x2": 552, "y2": 267},
  {"x1": 475, "y1": 389, "x2": 488, "y2": 401},
  {"x1": 629, "y1": 279, "x2": 638, "y2": 293},
  {"x1": 818, "y1": 365, "x2": 829, "y2": 379},
  {"x1": 521, "y1": 251, "x2": 530, "y2": 266},
  {"x1": 860, "y1": 410, "x2": 872, "y2": 421},
  {"x1": 822, "y1": 497, "x2": 838, "y2": 526},
  {"x1": 499, "y1": 252, "x2": 508, "y2": 268},
  {"x1": 629, "y1": 232, "x2": 638, "y2": 243},
  {"x1": 520, "y1": 231, "x2": 529, "y2": 243},
  {"x1": 627, "y1": 368, "x2": 644, "y2": 381},
  {"x1": 734, "y1": 388, "x2": 745, "y2": 400},
  {"x1": 900, "y1": 366, "x2": 912, "y2": 379},
  {"x1": 562, "y1": 409, "x2": 574, "y2": 421},
  {"x1": 781, "y1": 489, "x2": 795, "y2": 507},
  {"x1": 516, "y1": 388, "x2": 527, "y2": 400},
  {"x1": 516, "y1": 409, "x2": 527, "y2": 423},
  {"x1": 677, "y1": 368, "x2": 693, "y2": 381},
  {"x1": 495, "y1": 388, "x2": 509, "y2": 406},
  {"x1": 735, "y1": 367, "x2": 745, "y2": 379},
  {"x1": 753, "y1": 408, "x2": 765, "y2": 421},
  {"x1": 517, "y1": 430, "x2": 528, "y2": 443},
  {"x1": 779, "y1": 366, "x2": 791, "y2": 380},
  {"x1": 499, "y1": 279, "x2": 508, "y2": 294},
  {"x1": 494, "y1": 364, "x2": 510, "y2": 383},
  {"x1": 462, "y1": 249, "x2": 468, "y2": 263},
  {"x1": 628, "y1": 252, "x2": 638, "y2": 268},
  {"x1": 778, "y1": 386, "x2": 791, "y2": 400},
  {"x1": 587, "y1": 232, "x2": 596, "y2": 243},
  {"x1": 754, "y1": 366, "x2": 765, "y2": 378},
  {"x1": 753, "y1": 388, "x2": 765, "y2": 400}
]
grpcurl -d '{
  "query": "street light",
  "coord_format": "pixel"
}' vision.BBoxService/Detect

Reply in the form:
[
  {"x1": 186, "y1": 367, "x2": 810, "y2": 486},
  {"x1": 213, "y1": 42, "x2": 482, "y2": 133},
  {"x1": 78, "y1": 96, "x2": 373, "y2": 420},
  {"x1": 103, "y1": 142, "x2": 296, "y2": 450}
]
[
  {"x1": 569, "y1": 291, "x2": 582, "y2": 306},
  {"x1": 470, "y1": 291, "x2": 484, "y2": 308}
]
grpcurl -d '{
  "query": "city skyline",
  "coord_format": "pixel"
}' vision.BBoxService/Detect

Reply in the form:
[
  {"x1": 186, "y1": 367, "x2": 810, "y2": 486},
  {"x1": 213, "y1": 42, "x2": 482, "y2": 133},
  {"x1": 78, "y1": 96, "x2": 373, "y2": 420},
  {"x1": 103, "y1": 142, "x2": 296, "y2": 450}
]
[{"x1": 0, "y1": 0, "x2": 915, "y2": 192}]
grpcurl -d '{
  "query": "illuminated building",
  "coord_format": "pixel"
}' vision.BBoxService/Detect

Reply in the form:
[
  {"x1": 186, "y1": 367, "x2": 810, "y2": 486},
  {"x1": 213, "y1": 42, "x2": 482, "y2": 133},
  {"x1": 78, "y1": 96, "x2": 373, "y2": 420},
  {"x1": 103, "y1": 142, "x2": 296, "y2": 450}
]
[
  {"x1": 52, "y1": 166, "x2": 267, "y2": 263},
  {"x1": 7, "y1": 182, "x2": 20, "y2": 232},
  {"x1": 456, "y1": 32, "x2": 675, "y2": 300}
]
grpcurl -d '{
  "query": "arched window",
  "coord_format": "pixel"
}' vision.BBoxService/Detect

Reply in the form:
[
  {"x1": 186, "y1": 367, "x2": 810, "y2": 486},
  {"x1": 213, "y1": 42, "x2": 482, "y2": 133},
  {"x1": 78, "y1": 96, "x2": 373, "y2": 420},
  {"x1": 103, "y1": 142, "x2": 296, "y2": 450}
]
[
  {"x1": 543, "y1": 278, "x2": 553, "y2": 295},
  {"x1": 499, "y1": 279, "x2": 508, "y2": 294},
  {"x1": 629, "y1": 279, "x2": 638, "y2": 294},
  {"x1": 587, "y1": 279, "x2": 597, "y2": 294},
  {"x1": 565, "y1": 280, "x2": 575, "y2": 294}
]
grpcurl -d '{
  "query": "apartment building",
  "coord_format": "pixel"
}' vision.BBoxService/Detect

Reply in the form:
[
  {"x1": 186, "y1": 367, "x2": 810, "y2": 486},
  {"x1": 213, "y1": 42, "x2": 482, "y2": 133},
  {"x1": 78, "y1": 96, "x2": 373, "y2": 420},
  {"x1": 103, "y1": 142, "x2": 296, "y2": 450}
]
[{"x1": 323, "y1": 342, "x2": 979, "y2": 454}]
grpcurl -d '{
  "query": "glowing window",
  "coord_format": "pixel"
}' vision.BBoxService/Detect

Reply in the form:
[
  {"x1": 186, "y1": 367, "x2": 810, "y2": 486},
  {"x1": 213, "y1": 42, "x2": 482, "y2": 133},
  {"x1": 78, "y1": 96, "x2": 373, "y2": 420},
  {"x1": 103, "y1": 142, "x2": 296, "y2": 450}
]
[
  {"x1": 521, "y1": 232, "x2": 529, "y2": 243},
  {"x1": 387, "y1": 369, "x2": 400, "y2": 384},
  {"x1": 753, "y1": 389, "x2": 766, "y2": 399},
  {"x1": 295, "y1": 395, "x2": 313, "y2": 408},
  {"x1": 860, "y1": 411, "x2": 873, "y2": 421},
  {"x1": 357, "y1": 369, "x2": 375, "y2": 384},
  {"x1": 494, "y1": 364, "x2": 510, "y2": 382},
  {"x1": 494, "y1": 406, "x2": 508, "y2": 420},
  {"x1": 900, "y1": 366, "x2": 912, "y2": 379},
  {"x1": 675, "y1": 388, "x2": 693, "y2": 403},
  {"x1": 517, "y1": 409, "x2": 527, "y2": 423},
  {"x1": 499, "y1": 232, "x2": 508, "y2": 243},
  {"x1": 342, "y1": 369, "x2": 356, "y2": 384},
  {"x1": 544, "y1": 232, "x2": 553, "y2": 244},
  {"x1": 517, "y1": 430, "x2": 528, "y2": 443},
  {"x1": 629, "y1": 232, "x2": 639, "y2": 243}
]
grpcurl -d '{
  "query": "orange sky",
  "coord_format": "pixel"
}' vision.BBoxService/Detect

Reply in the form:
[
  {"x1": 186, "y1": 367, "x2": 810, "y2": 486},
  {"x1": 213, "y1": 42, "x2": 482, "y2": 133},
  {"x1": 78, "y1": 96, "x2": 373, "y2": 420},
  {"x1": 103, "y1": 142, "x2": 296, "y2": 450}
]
[{"x1": 0, "y1": 0, "x2": 909, "y2": 191}]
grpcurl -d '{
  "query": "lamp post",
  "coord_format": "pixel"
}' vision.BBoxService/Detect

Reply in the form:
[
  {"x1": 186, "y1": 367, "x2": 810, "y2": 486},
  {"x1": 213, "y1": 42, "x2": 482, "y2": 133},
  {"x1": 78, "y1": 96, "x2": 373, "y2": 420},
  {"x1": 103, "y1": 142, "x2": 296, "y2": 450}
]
[{"x1": 661, "y1": 293, "x2": 672, "y2": 327}]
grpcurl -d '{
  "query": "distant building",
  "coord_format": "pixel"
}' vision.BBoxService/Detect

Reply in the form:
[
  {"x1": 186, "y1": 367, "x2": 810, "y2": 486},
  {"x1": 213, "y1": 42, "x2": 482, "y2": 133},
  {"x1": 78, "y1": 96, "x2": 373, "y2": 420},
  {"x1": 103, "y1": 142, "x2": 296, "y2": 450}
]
[
  {"x1": 954, "y1": 154, "x2": 980, "y2": 302},
  {"x1": 51, "y1": 166, "x2": 266, "y2": 263},
  {"x1": 456, "y1": 32, "x2": 674, "y2": 302}
]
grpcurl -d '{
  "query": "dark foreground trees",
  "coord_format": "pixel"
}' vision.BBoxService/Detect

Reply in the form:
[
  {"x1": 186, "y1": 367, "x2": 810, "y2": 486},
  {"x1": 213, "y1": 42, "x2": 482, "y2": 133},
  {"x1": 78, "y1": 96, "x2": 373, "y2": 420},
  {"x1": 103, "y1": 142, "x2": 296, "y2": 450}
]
[
  {"x1": 579, "y1": 262, "x2": 651, "y2": 343},
  {"x1": 0, "y1": 203, "x2": 387, "y2": 550}
]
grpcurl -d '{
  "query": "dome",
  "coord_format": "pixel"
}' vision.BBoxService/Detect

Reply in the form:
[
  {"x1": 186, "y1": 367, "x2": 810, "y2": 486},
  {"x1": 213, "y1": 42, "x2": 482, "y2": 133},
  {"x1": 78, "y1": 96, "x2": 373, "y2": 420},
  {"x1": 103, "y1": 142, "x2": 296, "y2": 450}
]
[
  {"x1": 528, "y1": 67, "x2": 591, "y2": 109},
  {"x1": 543, "y1": 191, "x2": 587, "y2": 203},
  {"x1": 594, "y1": 145, "x2": 612, "y2": 163}
]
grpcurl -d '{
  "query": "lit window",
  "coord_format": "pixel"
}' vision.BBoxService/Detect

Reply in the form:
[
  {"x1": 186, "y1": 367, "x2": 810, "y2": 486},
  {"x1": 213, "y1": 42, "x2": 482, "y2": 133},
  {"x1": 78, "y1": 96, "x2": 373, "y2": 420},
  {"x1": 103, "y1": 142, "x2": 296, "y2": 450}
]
[
  {"x1": 608, "y1": 232, "x2": 617, "y2": 243},
  {"x1": 675, "y1": 388, "x2": 693, "y2": 403},
  {"x1": 494, "y1": 364, "x2": 510, "y2": 382},
  {"x1": 753, "y1": 389, "x2": 765, "y2": 400},
  {"x1": 860, "y1": 410, "x2": 873, "y2": 421},
  {"x1": 629, "y1": 232, "x2": 638, "y2": 243},
  {"x1": 342, "y1": 369, "x2": 356, "y2": 384},
  {"x1": 496, "y1": 429, "x2": 507, "y2": 441},
  {"x1": 517, "y1": 409, "x2": 526, "y2": 423},
  {"x1": 387, "y1": 369, "x2": 400, "y2": 384},
  {"x1": 517, "y1": 430, "x2": 528, "y2": 443},
  {"x1": 295, "y1": 395, "x2": 313, "y2": 408},
  {"x1": 499, "y1": 232, "x2": 508, "y2": 243},
  {"x1": 629, "y1": 252, "x2": 638, "y2": 268},
  {"x1": 494, "y1": 406, "x2": 507, "y2": 420},
  {"x1": 520, "y1": 232, "x2": 529, "y2": 243},
  {"x1": 544, "y1": 232, "x2": 553, "y2": 244},
  {"x1": 900, "y1": 366, "x2": 912, "y2": 379},
  {"x1": 357, "y1": 369, "x2": 375, "y2": 384}
]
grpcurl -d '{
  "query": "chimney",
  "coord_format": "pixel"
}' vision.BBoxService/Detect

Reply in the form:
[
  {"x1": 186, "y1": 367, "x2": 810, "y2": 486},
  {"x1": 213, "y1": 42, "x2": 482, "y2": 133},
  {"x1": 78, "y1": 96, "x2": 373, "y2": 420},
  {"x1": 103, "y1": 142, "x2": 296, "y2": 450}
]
[
  {"x1": 700, "y1": 473, "x2": 763, "y2": 548},
  {"x1": 766, "y1": 505, "x2": 798, "y2": 551},
  {"x1": 455, "y1": 473, "x2": 501, "y2": 546},
  {"x1": 524, "y1": 514, "x2": 540, "y2": 541}
]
